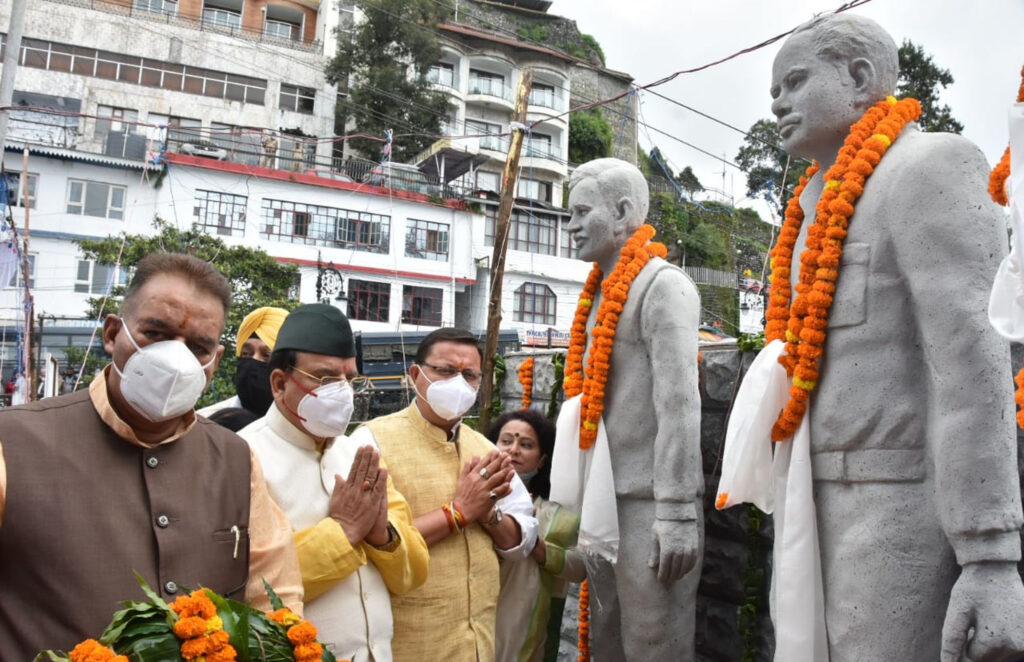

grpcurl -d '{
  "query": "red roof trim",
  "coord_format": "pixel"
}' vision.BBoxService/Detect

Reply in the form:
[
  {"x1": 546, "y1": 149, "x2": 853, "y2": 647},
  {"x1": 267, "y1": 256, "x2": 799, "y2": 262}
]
[
  {"x1": 164, "y1": 153, "x2": 468, "y2": 211},
  {"x1": 276, "y1": 255, "x2": 476, "y2": 285}
]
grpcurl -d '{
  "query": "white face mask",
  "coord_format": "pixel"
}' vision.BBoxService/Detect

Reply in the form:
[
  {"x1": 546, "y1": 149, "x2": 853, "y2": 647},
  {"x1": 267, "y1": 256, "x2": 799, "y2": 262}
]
[
  {"x1": 292, "y1": 378, "x2": 355, "y2": 438},
  {"x1": 113, "y1": 318, "x2": 216, "y2": 422},
  {"x1": 418, "y1": 370, "x2": 479, "y2": 421}
]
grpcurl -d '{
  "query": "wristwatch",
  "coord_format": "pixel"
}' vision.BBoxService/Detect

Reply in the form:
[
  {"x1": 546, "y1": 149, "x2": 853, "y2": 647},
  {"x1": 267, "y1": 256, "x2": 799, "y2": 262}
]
[
  {"x1": 484, "y1": 506, "x2": 503, "y2": 527},
  {"x1": 368, "y1": 523, "x2": 401, "y2": 552}
]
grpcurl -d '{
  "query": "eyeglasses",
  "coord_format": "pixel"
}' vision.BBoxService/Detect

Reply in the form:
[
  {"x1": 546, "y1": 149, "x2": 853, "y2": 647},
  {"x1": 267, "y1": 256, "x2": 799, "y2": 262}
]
[
  {"x1": 420, "y1": 362, "x2": 483, "y2": 383},
  {"x1": 291, "y1": 366, "x2": 348, "y2": 389}
]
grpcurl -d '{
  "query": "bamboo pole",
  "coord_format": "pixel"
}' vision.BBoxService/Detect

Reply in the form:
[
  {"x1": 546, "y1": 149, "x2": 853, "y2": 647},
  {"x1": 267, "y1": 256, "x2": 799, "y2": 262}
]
[{"x1": 479, "y1": 69, "x2": 532, "y2": 429}]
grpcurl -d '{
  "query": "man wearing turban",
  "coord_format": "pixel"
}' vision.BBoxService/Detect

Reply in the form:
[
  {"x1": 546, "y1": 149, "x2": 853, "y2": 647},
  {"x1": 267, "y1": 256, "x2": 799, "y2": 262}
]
[{"x1": 198, "y1": 306, "x2": 288, "y2": 418}]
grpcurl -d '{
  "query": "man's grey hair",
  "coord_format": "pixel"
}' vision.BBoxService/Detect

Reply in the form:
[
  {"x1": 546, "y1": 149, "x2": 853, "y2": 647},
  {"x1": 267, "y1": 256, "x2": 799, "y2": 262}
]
[
  {"x1": 569, "y1": 158, "x2": 649, "y2": 225},
  {"x1": 793, "y1": 13, "x2": 899, "y2": 101}
]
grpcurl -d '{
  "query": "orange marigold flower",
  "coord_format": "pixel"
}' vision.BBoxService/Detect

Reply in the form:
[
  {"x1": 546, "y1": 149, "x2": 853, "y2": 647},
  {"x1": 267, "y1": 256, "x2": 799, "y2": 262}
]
[
  {"x1": 181, "y1": 637, "x2": 210, "y2": 659},
  {"x1": 206, "y1": 647, "x2": 238, "y2": 662},
  {"x1": 287, "y1": 621, "x2": 319, "y2": 646},
  {"x1": 174, "y1": 616, "x2": 208, "y2": 639},
  {"x1": 294, "y1": 642, "x2": 324, "y2": 661}
]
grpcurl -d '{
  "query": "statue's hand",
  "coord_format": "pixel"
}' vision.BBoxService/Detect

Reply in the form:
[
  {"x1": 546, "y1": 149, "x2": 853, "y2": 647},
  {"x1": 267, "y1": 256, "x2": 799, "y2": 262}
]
[
  {"x1": 647, "y1": 519, "x2": 699, "y2": 583},
  {"x1": 940, "y1": 561, "x2": 1024, "y2": 662}
]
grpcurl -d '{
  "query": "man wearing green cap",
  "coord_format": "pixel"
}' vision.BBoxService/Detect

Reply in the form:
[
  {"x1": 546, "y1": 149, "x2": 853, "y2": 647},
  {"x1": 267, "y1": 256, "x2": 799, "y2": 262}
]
[{"x1": 238, "y1": 304, "x2": 428, "y2": 662}]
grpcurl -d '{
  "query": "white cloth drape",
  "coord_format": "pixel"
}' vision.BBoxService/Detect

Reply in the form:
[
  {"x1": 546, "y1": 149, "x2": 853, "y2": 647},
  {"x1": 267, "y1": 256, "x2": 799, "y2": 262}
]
[
  {"x1": 549, "y1": 394, "x2": 619, "y2": 563},
  {"x1": 989, "y1": 103, "x2": 1024, "y2": 341},
  {"x1": 716, "y1": 340, "x2": 829, "y2": 661}
]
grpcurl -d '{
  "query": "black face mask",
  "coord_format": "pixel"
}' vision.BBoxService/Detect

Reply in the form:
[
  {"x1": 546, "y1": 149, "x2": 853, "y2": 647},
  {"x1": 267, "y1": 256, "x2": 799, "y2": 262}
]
[{"x1": 235, "y1": 357, "x2": 274, "y2": 416}]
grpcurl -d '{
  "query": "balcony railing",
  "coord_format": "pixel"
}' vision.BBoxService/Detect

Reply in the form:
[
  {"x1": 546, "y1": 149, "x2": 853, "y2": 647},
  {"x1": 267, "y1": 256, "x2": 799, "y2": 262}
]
[
  {"x1": 467, "y1": 76, "x2": 513, "y2": 102},
  {"x1": 3, "y1": 107, "x2": 473, "y2": 201},
  {"x1": 528, "y1": 89, "x2": 565, "y2": 112},
  {"x1": 523, "y1": 142, "x2": 562, "y2": 161},
  {"x1": 44, "y1": 0, "x2": 322, "y2": 53},
  {"x1": 480, "y1": 135, "x2": 510, "y2": 153},
  {"x1": 425, "y1": 65, "x2": 460, "y2": 91}
]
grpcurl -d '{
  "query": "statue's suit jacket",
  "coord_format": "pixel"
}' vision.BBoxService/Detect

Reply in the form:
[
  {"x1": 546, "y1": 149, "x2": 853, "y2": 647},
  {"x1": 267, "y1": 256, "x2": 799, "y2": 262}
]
[
  {"x1": 588, "y1": 255, "x2": 703, "y2": 521},
  {"x1": 800, "y1": 125, "x2": 1023, "y2": 565}
]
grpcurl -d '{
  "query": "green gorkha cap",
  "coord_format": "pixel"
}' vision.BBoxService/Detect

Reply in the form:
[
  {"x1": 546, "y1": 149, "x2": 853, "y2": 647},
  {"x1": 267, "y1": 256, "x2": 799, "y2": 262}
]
[{"x1": 273, "y1": 303, "x2": 355, "y2": 358}]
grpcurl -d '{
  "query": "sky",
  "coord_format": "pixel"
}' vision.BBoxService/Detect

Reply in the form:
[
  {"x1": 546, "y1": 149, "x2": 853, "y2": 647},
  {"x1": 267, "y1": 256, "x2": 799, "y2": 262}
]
[{"x1": 558, "y1": 0, "x2": 1024, "y2": 222}]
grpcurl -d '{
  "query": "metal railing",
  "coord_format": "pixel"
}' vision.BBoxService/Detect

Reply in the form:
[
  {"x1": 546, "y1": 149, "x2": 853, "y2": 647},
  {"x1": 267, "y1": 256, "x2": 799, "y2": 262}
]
[
  {"x1": 44, "y1": 0, "x2": 322, "y2": 54},
  {"x1": 528, "y1": 89, "x2": 565, "y2": 112},
  {"x1": 523, "y1": 142, "x2": 562, "y2": 161},
  {"x1": 3, "y1": 108, "x2": 471, "y2": 201},
  {"x1": 425, "y1": 65, "x2": 460, "y2": 91},
  {"x1": 684, "y1": 266, "x2": 738, "y2": 288}
]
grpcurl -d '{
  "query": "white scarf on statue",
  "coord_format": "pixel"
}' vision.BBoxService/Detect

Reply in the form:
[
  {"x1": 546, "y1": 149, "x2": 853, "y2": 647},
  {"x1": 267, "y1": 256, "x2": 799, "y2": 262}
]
[
  {"x1": 549, "y1": 394, "x2": 619, "y2": 563},
  {"x1": 989, "y1": 102, "x2": 1024, "y2": 342},
  {"x1": 715, "y1": 339, "x2": 829, "y2": 662}
]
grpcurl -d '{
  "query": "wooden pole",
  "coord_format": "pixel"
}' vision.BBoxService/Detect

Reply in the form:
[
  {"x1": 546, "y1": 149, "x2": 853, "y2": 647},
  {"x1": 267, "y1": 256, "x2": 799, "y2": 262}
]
[
  {"x1": 20, "y1": 147, "x2": 34, "y2": 401},
  {"x1": 479, "y1": 69, "x2": 532, "y2": 429},
  {"x1": 0, "y1": 0, "x2": 28, "y2": 149}
]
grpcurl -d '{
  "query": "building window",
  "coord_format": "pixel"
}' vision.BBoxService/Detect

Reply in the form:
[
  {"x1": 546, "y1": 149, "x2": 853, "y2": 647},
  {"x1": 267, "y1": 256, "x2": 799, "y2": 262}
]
[
  {"x1": 525, "y1": 133, "x2": 554, "y2": 159},
  {"x1": 279, "y1": 84, "x2": 315, "y2": 114},
  {"x1": 515, "y1": 282, "x2": 557, "y2": 325},
  {"x1": 194, "y1": 190, "x2": 247, "y2": 237},
  {"x1": 262, "y1": 199, "x2": 390, "y2": 253},
  {"x1": 517, "y1": 178, "x2": 552, "y2": 203},
  {"x1": 426, "y1": 62, "x2": 456, "y2": 88},
  {"x1": 467, "y1": 119, "x2": 506, "y2": 152},
  {"x1": 405, "y1": 219, "x2": 449, "y2": 261},
  {"x1": 2, "y1": 172, "x2": 37, "y2": 208},
  {"x1": 134, "y1": 0, "x2": 177, "y2": 15},
  {"x1": 402, "y1": 285, "x2": 442, "y2": 326},
  {"x1": 484, "y1": 205, "x2": 557, "y2": 256},
  {"x1": 202, "y1": 2, "x2": 242, "y2": 29},
  {"x1": 474, "y1": 170, "x2": 500, "y2": 193},
  {"x1": 95, "y1": 105, "x2": 138, "y2": 145},
  {"x1": 67, "y1": 179, "x2": 125, "y2": 219},
  {"x1": 5, "y1": 35, "x2": 266, "y2": 105},
  {"x1": 6, "y1": 253, "x2": 35, "y2": 289},
  {"x1": 560, "y1": 220, "x2": 576, "y2": 259},
  {"x1": 529, "y1": 82, "x2": 557, "y2": 109},
  {"x1": 74, "y1": 259, "x2": 128, "y2": 294},
  {"x1": 348, "y1": 279, "x2": 390, "y2": 322},
  {"x1": 147, "y1": 113, "x2": 202, "y2": 147},
  {"x1": 469, "y1": 69, "x2": 507, "y2": 99}
]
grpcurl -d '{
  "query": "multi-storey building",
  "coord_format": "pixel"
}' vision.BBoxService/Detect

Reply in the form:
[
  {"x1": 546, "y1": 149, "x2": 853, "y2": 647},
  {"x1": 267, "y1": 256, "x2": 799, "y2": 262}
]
[{"x1": 0, "y1": 0, "x2": 485, "y2": 377}]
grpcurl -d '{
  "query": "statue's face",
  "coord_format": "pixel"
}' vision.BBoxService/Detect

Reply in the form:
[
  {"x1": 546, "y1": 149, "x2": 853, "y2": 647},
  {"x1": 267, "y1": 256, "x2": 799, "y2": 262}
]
[
  {"x1": 770, "y1": 31, "x2": 864, "y2": 159},
  {"x1": 567, "y1": 177, "x2": 624, "y2": 266}
]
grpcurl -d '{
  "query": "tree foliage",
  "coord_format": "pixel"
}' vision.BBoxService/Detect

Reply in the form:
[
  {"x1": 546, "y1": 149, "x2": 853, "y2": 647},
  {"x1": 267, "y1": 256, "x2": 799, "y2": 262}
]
[
  {"x1": 734, "y1": 118, "x2": 807, "y2": 217},
  {"x1": 74, "y1": 218, "x2": 300, "y2": 405},
  {"x1": 568, "y1": 108, "x2": 612, "y2": 164},
  {"x1": 896, "y1": 40, "x2": 963, "y2": 134},
  {"x1": 327, "y1": 0, "x2": 454, "y2": 162}
]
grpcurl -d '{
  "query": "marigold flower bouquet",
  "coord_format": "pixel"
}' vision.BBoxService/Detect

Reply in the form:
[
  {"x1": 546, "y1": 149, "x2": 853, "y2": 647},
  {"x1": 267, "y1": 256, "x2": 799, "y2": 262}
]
[{"x1": 34, "y1": 574, "x2": 340, "y2": 662}]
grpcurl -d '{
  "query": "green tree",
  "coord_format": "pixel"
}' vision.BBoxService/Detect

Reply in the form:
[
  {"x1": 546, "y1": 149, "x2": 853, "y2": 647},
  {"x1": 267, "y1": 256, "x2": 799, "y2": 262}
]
[
  {"x1": 734, "y1": 118, "x2": 807, "y2": 216},
  {"x1": 327, "y1": 0, "x2": 453, "y2": 162},
  {"x1": 897, "y1": 40, "x2": 963, "y2": 133},
  {"x1": 676, "y1": 166, "x2": 704, "y2": 196},
  {"x1": 75, "y1": 218, "x2": 300, "y2": 406},
  {"x1": 568, "y1": 108, "x2": 613, "y2": 164}
]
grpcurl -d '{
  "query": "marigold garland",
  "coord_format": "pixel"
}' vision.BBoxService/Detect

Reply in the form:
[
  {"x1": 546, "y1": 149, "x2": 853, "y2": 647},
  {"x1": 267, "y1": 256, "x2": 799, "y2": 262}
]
[
  {"x1": 170, "y1": 589, "x2": 237, "y2": 662},
  {"x1": 577, "y1": 579, "x2": 591, "y2": 662},
  {"x1": 766, "y1": 95, "x2": 921, "y2": 441},
  {"x1": 1016, "y1": 366, "x2": 1024, "y2": 430},
  {"x1": 987, "y1": 64, "x2": 1024, "y2": 206},
  {"x1": 564, "y1": 223, "x2": 667, "y2": 449},
  {"x1": 69, "y1": 639, "x2": 129, "y2": 662},
  {"x1": 267, "y1": 607, "x2": 326, "y2": 662},
  {"x1": 518, "y1": 356, "x2": 535, "y2": 409}
]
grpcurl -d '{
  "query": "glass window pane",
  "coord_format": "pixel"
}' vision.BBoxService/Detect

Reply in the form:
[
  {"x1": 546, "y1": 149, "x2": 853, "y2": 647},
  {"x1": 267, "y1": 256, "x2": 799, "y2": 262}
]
[
  {"x1": 84, "y1": 183, "x2": 109, "y2": 217},
  {"x1": 76, "y1": 260, "x2": 90, "y2": 281}
]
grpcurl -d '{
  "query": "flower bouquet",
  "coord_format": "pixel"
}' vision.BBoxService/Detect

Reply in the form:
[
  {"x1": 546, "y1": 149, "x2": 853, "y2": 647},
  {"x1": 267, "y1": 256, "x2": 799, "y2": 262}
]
[{"x1": 34, "y1": 574, "x2": 340, "y2": 662}]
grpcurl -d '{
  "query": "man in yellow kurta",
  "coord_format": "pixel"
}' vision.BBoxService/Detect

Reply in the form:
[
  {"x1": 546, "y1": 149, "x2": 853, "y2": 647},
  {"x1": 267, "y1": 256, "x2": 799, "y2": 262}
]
[
  {"x1": 239, "y1": 304, "x2": 428, "y2": 662},
  {"x1": 351, "y1": 328, "x2": 539, "y2": 662}
]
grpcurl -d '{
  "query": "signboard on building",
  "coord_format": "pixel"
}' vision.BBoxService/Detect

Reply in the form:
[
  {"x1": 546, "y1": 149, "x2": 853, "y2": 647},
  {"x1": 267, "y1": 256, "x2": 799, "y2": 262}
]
[
  {"x1": 738, "y1": 278, "x2": 765, "y2": 334},
  {"x1": 518, "y1": 328, "x2": 570, "y2": 348}
]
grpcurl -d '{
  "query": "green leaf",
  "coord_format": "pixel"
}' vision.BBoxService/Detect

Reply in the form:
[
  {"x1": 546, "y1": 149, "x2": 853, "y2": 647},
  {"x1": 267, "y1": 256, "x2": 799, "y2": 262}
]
[
  {"x1": 262, "y1": 578, "x2": 286, "y2": 611},
  {"x1": 32, "y1": 651, "x2": 69, "y2": 662},
  {"x1": 133, "y1": 571, "x2": 173, "y2": 613}
]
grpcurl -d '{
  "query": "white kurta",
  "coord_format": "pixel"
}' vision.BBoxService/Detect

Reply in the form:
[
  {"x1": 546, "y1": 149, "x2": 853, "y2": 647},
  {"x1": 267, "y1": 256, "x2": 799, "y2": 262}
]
[{"x1": 240, "y1": 404, "x2": 394, "y2": 662}]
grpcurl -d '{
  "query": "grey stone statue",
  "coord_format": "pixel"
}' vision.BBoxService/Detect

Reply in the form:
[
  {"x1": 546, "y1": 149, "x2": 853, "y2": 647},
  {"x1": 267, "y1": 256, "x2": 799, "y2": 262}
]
[
  {"x1": 564, "y1": 158, "x2": 703, "y2": 660},
  {"x1": 771, "y1": 13, "x2": 1024, "y2": 661}
]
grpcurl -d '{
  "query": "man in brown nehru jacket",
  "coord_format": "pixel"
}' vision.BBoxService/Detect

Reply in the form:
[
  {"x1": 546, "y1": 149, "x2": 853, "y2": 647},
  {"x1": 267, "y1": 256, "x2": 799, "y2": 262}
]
[{"x1": 0, "y1": 252, "x2": 302, "y2": 659}]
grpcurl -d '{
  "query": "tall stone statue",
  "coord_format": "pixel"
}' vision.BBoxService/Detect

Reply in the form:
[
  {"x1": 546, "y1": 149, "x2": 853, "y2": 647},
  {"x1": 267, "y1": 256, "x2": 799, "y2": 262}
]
[
  {"x1": 550, "y1": 158, "x2": 703, "y2": 660},
  {"x1": 722, "y1": 13, "x2": 1024, "y2": 662}
]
